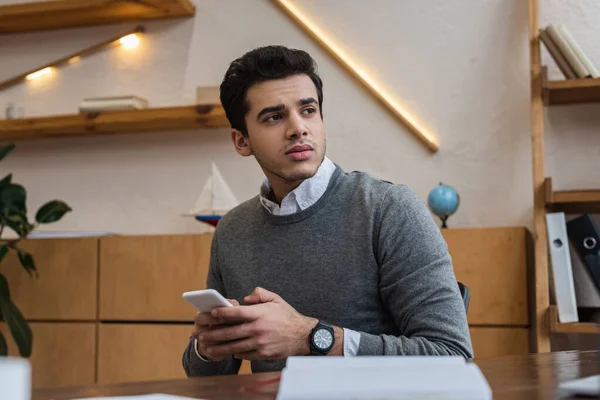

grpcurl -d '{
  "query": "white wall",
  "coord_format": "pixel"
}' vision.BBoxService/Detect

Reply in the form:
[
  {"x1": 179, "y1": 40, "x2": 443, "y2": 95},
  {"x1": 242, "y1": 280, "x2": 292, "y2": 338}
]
[{"x1": 0, "y1": 0, "x2": 597, "y2": 235}]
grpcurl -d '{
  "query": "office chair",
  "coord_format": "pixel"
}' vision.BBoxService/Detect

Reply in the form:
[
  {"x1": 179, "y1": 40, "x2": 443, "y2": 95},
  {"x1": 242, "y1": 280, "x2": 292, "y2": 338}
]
[{"x1": 457, "y1": 281, "x2": 470, "y2": 312}]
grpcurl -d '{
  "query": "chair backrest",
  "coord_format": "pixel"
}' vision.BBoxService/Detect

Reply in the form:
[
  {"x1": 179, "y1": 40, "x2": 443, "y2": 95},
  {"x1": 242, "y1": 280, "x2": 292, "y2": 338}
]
[{"x1": 457, "y1": 281, "x2": 470, "y2": 312}]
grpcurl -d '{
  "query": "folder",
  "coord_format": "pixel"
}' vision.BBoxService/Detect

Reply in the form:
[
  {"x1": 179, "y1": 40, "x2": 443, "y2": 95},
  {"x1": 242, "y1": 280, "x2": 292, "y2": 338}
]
[
  {"x1": 567, "y1": 215, "x2": 600, "y2": 294},
  {"x1": 546, "y1": 213, "x2": 579, "y2": 323}
]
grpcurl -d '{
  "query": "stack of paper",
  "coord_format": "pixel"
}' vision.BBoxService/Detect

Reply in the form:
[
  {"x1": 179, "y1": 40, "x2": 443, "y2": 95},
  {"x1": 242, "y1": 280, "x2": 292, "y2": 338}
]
[{"x1": 276, "y1": 356, "x2": 491, "y2": 400}]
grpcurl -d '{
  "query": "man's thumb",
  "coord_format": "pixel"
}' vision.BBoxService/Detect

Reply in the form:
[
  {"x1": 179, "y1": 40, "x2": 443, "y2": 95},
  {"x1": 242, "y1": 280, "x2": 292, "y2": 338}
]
[{"x1": 244, "y1": 287, "x2": 278, "y2": 304}]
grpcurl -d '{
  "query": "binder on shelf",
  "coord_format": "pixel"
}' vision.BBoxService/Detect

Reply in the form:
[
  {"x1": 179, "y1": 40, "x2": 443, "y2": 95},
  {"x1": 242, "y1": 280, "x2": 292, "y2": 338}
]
[
  {"x1": 546, "y1": 212, "x2": 579, "y2": 323},
  {"x1": 567, "y1": 214, "x2": 600, "y2": 294}
]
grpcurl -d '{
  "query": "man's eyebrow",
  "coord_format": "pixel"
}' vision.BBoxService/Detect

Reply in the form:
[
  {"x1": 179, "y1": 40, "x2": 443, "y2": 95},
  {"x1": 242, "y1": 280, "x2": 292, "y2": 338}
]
[
  {"x1": 256, "y1": 104, "x2": 285, "y2": 121},
  {"x1": 298, "y1": 97, "x2": 317, "y2": 106}
]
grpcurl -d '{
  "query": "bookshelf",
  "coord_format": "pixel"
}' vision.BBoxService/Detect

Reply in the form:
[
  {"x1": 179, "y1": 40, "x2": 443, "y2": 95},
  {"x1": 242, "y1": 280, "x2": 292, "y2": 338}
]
[
  {"x1": 0, "y1": 105, "x2": 229, "y2": 141},
  {"x1": 0, "y1": 0, "x2": 195, "y2": 34},
  {"x1": 542, "y1": 68, "x2": 600, "y2": 105},
  {"x1": 545, "y1": 178, "x2": 600, "y2": 214},
  {"x1": 529, "y1": 0, "x2": 600, "y2": 352},
  {"x1": 549, "y1": 306, "x2": 600, "y2": 334}
]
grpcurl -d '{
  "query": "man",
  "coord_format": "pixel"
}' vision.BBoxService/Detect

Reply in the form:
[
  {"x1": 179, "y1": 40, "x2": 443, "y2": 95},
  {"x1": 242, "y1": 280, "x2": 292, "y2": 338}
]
[{"x1": 182, "y1": 45, "x2": 473, "y2": 376}]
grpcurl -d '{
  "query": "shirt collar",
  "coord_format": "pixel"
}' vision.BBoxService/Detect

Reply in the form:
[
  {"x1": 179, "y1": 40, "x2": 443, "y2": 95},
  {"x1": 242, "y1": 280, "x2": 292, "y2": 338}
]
[{"x1": 259, "y1": 157, "x2": 336, "y2": 214}]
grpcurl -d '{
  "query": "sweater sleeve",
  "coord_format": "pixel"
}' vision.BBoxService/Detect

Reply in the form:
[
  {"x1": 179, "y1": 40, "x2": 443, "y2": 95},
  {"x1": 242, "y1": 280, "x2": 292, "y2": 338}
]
[
  {"x1": 182, "y1": 230, "x2": 242, "y2": 377},
  {"x1": 357, "y1": 184, "x2": 473, "y2": 358}
]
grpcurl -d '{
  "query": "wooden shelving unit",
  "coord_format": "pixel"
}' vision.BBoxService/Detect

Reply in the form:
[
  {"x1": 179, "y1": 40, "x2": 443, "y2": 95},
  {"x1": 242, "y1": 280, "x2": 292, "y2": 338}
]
[
  {"x1": 0, "y1": 0, "x2": 195, "y2": 34},
  {"x1": 549, "y1": 306, "x2": 600, "y2": 334},
  {"x1": 0, "y1": 105, "x2": 229, "y2": 141},
  {"x1": 542, "y1": 67, "x2": 600, "y2": 105},
  {"x1": 545, "y1": 178, "x2": 600, "y2": 214},
  {"x1": 529, "y1": 0, "x2": 600, "y2": 352}
]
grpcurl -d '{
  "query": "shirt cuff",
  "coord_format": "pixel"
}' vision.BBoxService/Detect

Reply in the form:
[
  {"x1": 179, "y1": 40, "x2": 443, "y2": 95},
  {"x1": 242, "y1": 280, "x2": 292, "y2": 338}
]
[
  {"x1": 343, "y1": 328, "x2": 361, "y2": 357},
  {"x1": 193, "y1": 338, "x2": 216, "y2": 363}
]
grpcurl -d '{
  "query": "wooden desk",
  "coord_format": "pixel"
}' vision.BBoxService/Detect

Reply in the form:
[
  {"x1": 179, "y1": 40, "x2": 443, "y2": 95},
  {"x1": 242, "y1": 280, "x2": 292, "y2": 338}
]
[{"x1": 33, "y1": 351, "x2": 599, "y2": 400}]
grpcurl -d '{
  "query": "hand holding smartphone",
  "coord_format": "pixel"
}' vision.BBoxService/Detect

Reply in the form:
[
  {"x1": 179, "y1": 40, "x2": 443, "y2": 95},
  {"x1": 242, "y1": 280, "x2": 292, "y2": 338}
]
[{"x1": 183, "y1": 289, "x2": 243, "y2": 325}]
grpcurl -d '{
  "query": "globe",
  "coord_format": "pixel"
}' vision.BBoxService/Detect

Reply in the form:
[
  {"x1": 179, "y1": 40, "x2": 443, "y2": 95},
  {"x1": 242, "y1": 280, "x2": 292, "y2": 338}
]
[{"x1": 427, "y1": 182, "x2": 460, "y2": 228}]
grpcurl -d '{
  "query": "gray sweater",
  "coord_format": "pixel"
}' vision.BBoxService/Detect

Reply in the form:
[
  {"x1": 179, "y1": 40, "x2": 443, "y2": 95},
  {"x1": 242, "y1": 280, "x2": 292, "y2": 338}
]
[{"x1": 183, "y1": 165, "x2": 473, "y2": 376}]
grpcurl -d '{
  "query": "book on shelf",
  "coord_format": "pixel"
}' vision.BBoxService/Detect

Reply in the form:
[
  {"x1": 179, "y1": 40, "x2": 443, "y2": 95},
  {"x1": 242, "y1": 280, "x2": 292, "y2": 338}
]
[
  {"x1": 539, "y1": 29, "x2": 577, "y2": 79},
  {"x1": 540, "y1": 24, "x2": 599, "y2": 80},
  {"x1": 78, "y1": 95, "x2": 148, "y2": 113}
]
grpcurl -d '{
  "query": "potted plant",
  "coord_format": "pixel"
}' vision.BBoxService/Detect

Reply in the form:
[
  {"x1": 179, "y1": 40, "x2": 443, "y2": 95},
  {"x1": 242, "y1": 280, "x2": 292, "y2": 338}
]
[{"x1": 0, "y1": 143, "x2": 72, "y2": 357}]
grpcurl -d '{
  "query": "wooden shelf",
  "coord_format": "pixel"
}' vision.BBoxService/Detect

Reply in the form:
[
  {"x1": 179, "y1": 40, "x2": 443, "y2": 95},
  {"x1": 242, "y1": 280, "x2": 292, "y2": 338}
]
[
  {"x1": 0, "y1": 0, "x2": 195, "y2": 34},
  {"x1": 549, "y1": 306, "x2": 600, "y2": 334},
  {"x1": 544, "y1": 177, "x2": 600, "y2": 214},
  {"x1": 542, "y1": 66, "x2": 600, "y2": 105},
  {"x1": 0, "y1": 105, "x2": 229, "y2": 141}
]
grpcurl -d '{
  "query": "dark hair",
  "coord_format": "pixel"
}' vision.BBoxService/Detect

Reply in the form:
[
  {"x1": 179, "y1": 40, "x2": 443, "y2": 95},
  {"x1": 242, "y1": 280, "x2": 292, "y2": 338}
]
[{"x1": 219, "y1": 45, "x2": 323, "y2": 136}]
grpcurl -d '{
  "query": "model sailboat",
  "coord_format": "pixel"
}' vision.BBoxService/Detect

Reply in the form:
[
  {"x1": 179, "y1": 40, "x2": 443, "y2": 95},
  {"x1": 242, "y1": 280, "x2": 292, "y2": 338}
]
[{"x1": 185, "y1": 162, "x2": 239, "y2": 227}]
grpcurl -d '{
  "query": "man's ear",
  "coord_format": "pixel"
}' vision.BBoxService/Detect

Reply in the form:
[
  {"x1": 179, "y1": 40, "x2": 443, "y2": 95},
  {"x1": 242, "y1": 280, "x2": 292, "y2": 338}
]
[{"x1": 231, "y1": 129, "x2": 252, "y2": 157}]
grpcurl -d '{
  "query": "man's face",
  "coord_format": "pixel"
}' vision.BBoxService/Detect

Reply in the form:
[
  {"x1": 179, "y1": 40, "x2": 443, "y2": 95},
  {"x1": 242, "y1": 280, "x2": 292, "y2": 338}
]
[{"x1": 232, "y1": 74, "x2": 326, "y2": 187}]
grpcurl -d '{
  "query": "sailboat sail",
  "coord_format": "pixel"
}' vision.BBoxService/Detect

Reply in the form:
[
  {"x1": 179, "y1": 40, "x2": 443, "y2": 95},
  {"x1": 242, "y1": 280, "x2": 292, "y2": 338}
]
[{"x1": 185, "y1": 162, "x2": 238, "y2": 226}]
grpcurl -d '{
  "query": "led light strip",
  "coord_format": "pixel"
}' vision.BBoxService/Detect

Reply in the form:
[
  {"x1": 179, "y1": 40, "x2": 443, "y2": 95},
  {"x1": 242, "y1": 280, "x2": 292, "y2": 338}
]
[{"x1": 273, "y1": 0, "x2": 439, "y2": 153}]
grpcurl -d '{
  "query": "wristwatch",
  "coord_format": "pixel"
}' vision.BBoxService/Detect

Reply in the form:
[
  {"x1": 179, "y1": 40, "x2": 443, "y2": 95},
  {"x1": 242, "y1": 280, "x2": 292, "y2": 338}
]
[{"x1": 309, "y1": 321, "x2": 335, "y2": 355}]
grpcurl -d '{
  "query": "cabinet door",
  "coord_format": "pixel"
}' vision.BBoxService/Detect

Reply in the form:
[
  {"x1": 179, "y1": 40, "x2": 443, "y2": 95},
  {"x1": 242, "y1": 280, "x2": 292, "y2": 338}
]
[
  {"x1": 0, "y1": 322, "x2": 96, "y2": 388},
  {"x1": 98, "y1": 323, "x2": 192, "y2": 384},
  {"x1": 470, "y1": 327, "x2": 529, "y2": 358},
  {"x1": 2, "y1": 238, "x2": 98, "y2": 320},
  {"x1": 99, "y1": 234, "x2": 212, "y2": 321},
  {"x1": 443, "y1": 228, "x2": 529, "y2": 326}
]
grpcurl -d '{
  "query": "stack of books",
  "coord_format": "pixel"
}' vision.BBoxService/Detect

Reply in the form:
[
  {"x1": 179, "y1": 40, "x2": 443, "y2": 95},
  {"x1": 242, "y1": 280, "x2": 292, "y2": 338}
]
[
  {"x1": 78, "y1": 95, "x2": 148, "y2": 113},
  {"x1": 540, "y1": 24, "x2": 599, "y2": 79}
]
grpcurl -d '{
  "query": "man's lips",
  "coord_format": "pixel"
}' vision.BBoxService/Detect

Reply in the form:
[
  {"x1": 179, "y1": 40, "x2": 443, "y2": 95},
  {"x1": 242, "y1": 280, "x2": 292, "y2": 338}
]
[{"x1": 285, "y1": 144, "x2": 313, "y2": 154}]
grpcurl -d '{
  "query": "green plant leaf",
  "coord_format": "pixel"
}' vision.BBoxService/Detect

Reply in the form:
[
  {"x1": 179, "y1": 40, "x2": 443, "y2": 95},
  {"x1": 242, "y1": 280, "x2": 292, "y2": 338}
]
[
  {"x1": 1, "y1": 213, "x2": 33, "y2": 238},
  {"x1": 0, "y1": 144, "x2": 15, "y2": 162},
  {"x1": 0, "y1": 245, "x2": 8, "y2": 263},
  {"x1": 0, "y1": 183, "x2": 26, "y2": 215},
  {"x1": 0, "y1": 272, "x2": 10, "y2": 301},
  {"x1": 0, "y1": 174, "x2": 12, "y2": 189},
  {"x1": 0, "y1": 299, "x2": 32, "y2": 357},
  {"x1": 0, "y1": 331, "x2": 7, "y2": 356},
  {"x1": 35, "y1": 200, "x2": 72, "y2": 224},
  {"x1": 17, "y1": 250, "x2": 37, "y2": 278}
]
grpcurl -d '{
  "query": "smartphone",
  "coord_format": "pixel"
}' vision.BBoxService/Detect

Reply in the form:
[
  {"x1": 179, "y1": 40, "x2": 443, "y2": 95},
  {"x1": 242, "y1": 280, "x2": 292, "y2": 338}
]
[{"x1": 182, "y1": 289, "x2": 233, "y2": 313}]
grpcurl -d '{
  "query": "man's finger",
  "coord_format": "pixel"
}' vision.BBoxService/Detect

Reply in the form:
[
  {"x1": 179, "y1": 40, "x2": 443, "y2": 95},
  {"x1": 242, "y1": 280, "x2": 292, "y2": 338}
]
[
  {"x1": 211, "y1": 305, "x2": 261, "y2": 321},
  {"x1": 234, "y1": 351, "x2": 261, "y2": 360},
  {"x1": 194, "y1": 312, "x2": 223, "y2": 326},
  {"x1": 244, "y1": 287, "x2": 279, "y2": 305},
  {"x1": 205, "y1": 338, "x2": 257, "y2": 359},
  {"x1": 199, "y1": 322, "x2": 252, "y2": 343},
  {"x1": 228, "y1": 299, "x2": 240, "y2": 306}
]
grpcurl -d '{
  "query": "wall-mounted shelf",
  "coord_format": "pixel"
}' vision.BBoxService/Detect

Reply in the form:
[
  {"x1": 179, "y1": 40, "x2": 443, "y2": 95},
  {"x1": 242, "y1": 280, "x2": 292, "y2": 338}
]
[
  {"x1": 0, "y1": 0, "x2": 195, "y2": 34},
  {"x1": 0, "y1": 105, "x2": 229, "y2": 141},
  {"x1": 544, "y1": 177, "x2": 600, "y2": 214},
  {"x1": 542, "y1": 66, "x2": 600, "y2": 105},
  {"x1": 549, "y1": 306, "x2": 600, "y2": 334}
]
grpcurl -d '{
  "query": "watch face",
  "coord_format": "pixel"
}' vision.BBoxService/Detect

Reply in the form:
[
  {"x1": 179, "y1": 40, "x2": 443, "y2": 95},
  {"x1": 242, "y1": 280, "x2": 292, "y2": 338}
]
[{"x1": 314, "y1": 328, "x2": 333, "y2": 350}]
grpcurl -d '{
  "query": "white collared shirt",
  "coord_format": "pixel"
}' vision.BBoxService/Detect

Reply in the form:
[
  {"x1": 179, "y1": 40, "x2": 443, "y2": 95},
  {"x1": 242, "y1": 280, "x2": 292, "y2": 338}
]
[{"x1": 258, "y1": 157, "x2": 361, "y2": 357}]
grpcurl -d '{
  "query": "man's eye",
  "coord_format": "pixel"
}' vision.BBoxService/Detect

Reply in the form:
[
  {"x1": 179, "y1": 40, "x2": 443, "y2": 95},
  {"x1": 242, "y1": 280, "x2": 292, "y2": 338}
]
[
  {"x1": 302, "y1": 107, "x2": 316, "y2": 114},
  {"x1": 265, "y1": 115, "x2": 281, "y2": 122}
]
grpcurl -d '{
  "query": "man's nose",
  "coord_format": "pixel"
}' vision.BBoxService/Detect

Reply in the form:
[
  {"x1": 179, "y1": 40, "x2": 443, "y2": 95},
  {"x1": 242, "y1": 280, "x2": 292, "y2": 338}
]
[{"x1": 286, "y1": 113, "x2": 309, "y2": 139}]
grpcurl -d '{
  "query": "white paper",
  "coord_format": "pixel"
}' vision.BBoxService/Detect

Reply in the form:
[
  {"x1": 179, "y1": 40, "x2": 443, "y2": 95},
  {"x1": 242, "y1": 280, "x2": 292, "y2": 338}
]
[
  {"x1": 285, "y1": 355, "x2": 466, "y2": 370},
  {"x1": 559, "y1": 374, "x2": 600, "y2": 397},
  {"x1": 73, "y1": 395, "x2": 203, "y2": 400},
  {"x1": 277, "y1": 359, "x2": 492, "y2": 400}
]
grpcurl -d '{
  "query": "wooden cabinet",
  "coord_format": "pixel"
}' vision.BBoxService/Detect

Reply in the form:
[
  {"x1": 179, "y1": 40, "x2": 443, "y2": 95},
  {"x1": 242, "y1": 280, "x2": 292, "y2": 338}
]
[
  {"x1": 470, "y1": 327, "x2": 530, "y2": 358},
  {"x1": 0, "y1": 322, "x2": 96, "y2": 388},
  {"x1": 2, "y1": 238, "x2": 98, "y2": 320},
  {"x1": 8, "y1": 229, "x2": 530, "y2": 387},
  {"x1": 443, "y1": 228, "x2": 530, "y2": 326},
  {"x1": 97, "y1": 324, "x2": 191, "y2": 384},
  {"x1": 99, "y1": 234, "x2": 212, "y2": 321}
]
